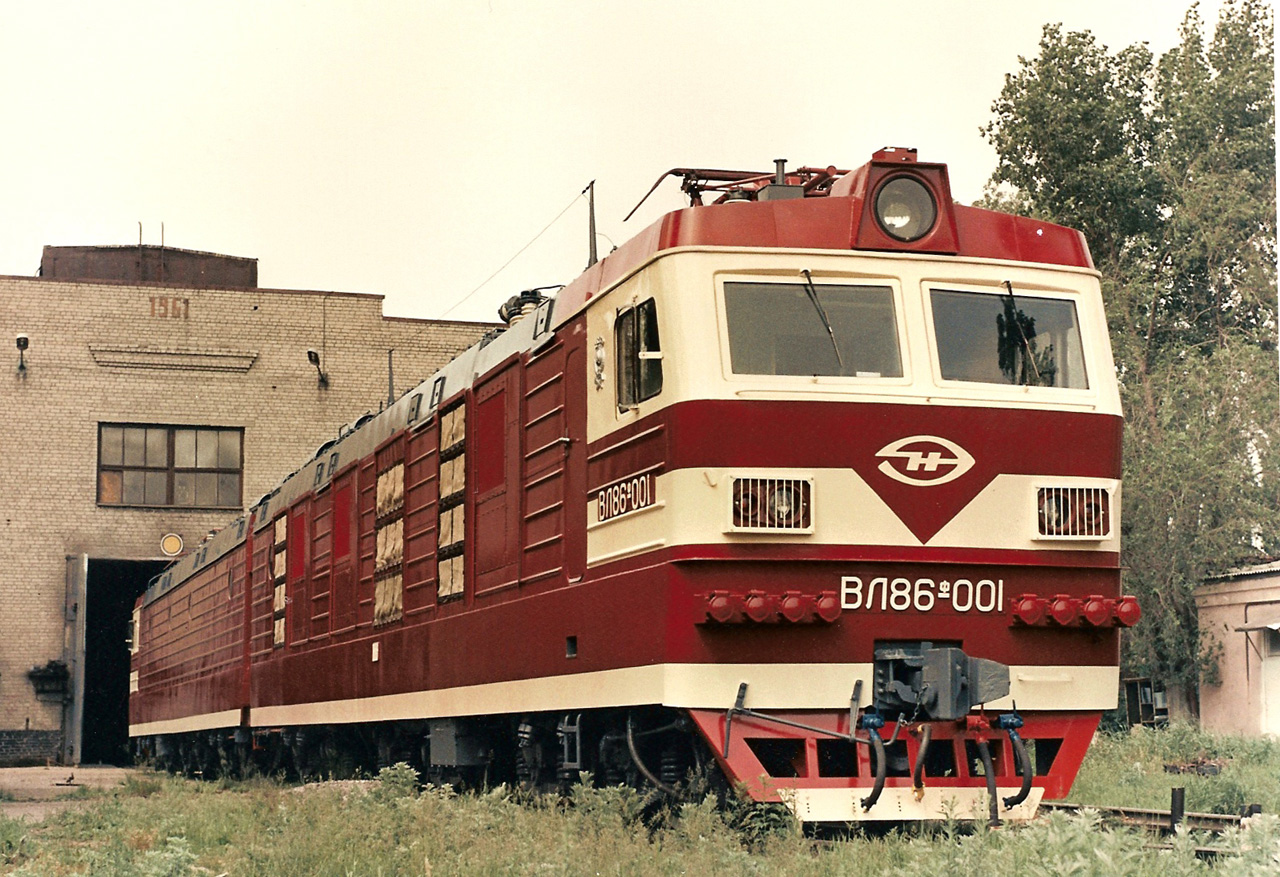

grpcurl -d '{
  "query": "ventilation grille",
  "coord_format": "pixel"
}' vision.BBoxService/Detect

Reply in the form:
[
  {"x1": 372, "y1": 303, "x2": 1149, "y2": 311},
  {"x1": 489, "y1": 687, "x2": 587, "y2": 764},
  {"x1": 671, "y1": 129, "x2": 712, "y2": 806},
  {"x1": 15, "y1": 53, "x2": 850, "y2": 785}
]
[
  {"x1": 1037, "y1": 486, "x2": 1111, "y2": 539},
  {"x1": 731, "y1": 477, "x2": 812, "y2": 532}
]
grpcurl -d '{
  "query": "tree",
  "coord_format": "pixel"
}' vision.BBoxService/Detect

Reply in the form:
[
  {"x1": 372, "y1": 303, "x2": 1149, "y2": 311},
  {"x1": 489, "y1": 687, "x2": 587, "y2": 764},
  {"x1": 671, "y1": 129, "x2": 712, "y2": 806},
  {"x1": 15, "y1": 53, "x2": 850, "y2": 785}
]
[
  {"x1": 981, "y1": 0, "x2": 1277, "y2": 709},
  {"x1": 982, "y1": 25, "x2": 1163, "y2": 266}
]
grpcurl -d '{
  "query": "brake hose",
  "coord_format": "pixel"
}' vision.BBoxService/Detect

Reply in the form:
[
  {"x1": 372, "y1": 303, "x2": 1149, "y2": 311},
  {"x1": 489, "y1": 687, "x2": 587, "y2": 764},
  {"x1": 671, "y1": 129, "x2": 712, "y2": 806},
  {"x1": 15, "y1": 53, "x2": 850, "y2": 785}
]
[
  {"x1": 626, "y1": 713, "x2": 678, "y2": 796},
  {"x1": 911, "y1": 723, "x2": 931, "y2": 800},
  {"x1": 1002, "y1": 726, "x2": 1033, "y2": 809},
  {"x1": 976, "y1": 740, "x2": 999, "y2": 827},
  {"x1": 860, "y1": 720, "x2": 886, "y2": 812}
]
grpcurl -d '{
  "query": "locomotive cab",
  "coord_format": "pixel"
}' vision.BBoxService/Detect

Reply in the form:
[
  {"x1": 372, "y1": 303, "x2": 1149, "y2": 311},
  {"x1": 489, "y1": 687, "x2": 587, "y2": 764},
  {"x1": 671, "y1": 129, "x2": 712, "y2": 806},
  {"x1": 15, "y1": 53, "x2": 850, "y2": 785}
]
[
  {"x1": 581, "y1": 251, "x2": 1119, "y2": 562},
  {"x1": 569, "y1": 150, "x2": 1126, "y2": 821}
]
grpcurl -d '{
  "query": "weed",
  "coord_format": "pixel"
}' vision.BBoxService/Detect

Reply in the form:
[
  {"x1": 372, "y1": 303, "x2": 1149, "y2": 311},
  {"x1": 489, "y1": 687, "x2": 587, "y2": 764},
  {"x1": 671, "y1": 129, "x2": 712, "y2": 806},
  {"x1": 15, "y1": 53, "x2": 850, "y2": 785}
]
[
  {"x1": 0, "y1": 818, "x2": 31, "y2": 866},
  {"x1": 566, "y1": 774, "x2": 647, "y2": 835},
  {"x1": 371, "y1": 761, "x2": 420, "y2": 801},
  {"x1": 1071, "y1": 722, "x2": 1280, "y2": 814},
  {"x1": 6, "y1": 728, "x2": 1280, "y2": 875},
  {"x1": 721, "y1": 794, "x2": 796, "y2": 849},
  {"x1": 120, "y1": 773, "x2": 165, "y2": 799},
  {"x1": 1212, "y1": 814, "x2": 1280, "y2": 875}
]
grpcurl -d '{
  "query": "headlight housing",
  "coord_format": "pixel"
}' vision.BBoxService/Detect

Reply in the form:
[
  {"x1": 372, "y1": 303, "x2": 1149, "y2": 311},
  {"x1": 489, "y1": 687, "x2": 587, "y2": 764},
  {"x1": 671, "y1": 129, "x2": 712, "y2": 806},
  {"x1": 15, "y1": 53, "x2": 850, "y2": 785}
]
[
  {"x1": 1036, "y1": 486, "x2": 1111, "y2": 539},
  {"x1": 874, "y1": 175, "x2": 937, "y2": 242},
  {"x1": 731, "y1": 476, "x2": 813, "y2": 532}
]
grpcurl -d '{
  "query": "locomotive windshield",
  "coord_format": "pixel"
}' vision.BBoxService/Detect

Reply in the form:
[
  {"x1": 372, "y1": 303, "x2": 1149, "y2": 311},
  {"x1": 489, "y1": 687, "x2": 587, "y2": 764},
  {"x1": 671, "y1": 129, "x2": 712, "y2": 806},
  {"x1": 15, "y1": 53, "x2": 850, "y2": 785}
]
[
  {"x1": 931, "y1": 288, "x2": 1088, "y2": 389},
  {"x1": 723, "y1": 281, "x2": 902, "y2": 377}
]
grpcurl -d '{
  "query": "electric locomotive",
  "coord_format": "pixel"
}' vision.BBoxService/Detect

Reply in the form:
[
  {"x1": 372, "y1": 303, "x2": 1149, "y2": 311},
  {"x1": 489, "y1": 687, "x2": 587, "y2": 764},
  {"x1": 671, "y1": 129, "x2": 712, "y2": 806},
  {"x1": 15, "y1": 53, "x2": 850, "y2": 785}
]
[{"x1": 130, "y1": 147, "x2": 1137, "y2": 822}]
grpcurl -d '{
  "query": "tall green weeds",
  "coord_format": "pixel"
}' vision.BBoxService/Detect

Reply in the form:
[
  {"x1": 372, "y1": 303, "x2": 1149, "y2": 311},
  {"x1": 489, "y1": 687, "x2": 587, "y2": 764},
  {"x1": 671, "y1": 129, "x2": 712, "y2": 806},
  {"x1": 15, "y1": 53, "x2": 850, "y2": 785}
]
[
  {"x1": 6, "y1": 729, "x2": 1280, "y2": 876},
  {"x1": 1072, "y1": 722, "x2": 1280, "y2": 814}
]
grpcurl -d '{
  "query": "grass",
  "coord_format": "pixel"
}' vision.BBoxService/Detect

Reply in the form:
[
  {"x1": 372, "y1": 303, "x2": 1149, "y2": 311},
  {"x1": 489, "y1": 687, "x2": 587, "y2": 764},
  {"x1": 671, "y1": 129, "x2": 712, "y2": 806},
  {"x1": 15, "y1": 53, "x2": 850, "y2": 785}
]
[
  {"x1": 1, "y1": 728, "x2": 1279, "y2": 875},
  {"x1": 1070, "y1": 722, "x2": 1280, "y2": 815}
]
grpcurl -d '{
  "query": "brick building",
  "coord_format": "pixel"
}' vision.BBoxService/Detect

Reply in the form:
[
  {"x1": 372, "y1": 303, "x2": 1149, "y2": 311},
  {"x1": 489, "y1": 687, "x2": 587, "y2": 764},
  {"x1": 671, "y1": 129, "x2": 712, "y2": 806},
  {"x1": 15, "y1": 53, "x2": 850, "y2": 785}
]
[{"x1": 0, "y1": 245, "x2": 490, "y2": 765}]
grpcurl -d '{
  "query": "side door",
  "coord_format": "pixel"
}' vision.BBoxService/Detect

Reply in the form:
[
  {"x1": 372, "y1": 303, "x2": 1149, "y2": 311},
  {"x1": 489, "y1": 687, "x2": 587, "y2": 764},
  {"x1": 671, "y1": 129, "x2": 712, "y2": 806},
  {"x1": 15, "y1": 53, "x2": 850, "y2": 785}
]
[{"x1": 473, "y1": 364, "x2": 521, "y2": 592}]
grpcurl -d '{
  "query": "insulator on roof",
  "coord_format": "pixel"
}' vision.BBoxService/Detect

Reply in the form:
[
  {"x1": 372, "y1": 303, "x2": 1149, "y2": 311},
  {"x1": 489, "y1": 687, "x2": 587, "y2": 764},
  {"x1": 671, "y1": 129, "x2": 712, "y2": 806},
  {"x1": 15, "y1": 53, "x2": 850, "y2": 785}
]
[{"x1": 498, "y1": 289, "x2": 548, "y2": 325}]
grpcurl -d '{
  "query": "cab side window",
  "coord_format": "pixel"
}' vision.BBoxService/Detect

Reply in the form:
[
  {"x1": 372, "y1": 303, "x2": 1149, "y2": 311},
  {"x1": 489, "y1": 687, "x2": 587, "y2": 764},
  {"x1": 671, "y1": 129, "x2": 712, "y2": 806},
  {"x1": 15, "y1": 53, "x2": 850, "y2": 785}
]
[{"x1": 616, "y1": 299, "x2": 663, "y2": 409}]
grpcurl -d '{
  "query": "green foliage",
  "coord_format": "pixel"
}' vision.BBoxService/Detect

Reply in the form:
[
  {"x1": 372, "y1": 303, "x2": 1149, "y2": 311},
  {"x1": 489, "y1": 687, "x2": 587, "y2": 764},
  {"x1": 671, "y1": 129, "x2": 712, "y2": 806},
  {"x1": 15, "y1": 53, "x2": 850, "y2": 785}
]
[
  {"x1": 981, "y1": 0, "x2": 1277, "y2": 701},
  {"x1": 1071, "y1": 723, "x2": 1280, "y2": 813},
  {"x1": 6, "y1": 834, "x2": 198, "y2": 877},
  {"x1": 119, "y1": 773, "x2": 165, "y2": 799},
  {"x1": 371, "y1": 761, "x2": 420, "y2": 801},
  {"x1": 565, "y1": 774, "x2": 647, "y2": 835},
  {"x1": 720, "y1": 795, "x2": 797, "y2": 849},
  {"x1": 7, "y1": 761, "x2": 1280, "y2": 875},
  {"x1": 982, "y1": 24, "x2": 1163, "y2": 265},
  {"x1": 1215, "y1": 814, "x2": 1280, "y2": 875},
  {"x1": 0, "y1": 819, "x2": 30, "y2": 867},
  {"x1": 889, "y1": 809, "x2": 1214, "y2": 877}
]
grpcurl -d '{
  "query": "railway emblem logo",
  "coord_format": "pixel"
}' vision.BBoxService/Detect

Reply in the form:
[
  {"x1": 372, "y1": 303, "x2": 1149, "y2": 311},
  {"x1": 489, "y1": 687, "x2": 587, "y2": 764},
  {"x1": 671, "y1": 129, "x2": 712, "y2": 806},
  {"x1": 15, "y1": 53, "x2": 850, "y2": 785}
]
[{"x1": 875, "y1": 435, "x2": 974, "y2": 487}]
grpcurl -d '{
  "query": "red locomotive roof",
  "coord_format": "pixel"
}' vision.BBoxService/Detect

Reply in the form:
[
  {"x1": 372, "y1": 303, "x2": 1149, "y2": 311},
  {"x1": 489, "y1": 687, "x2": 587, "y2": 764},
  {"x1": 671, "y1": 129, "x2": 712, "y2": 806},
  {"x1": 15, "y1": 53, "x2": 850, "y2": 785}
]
[{"x1": 555, "y1": 149, "x2": 1093, "y2": 323}]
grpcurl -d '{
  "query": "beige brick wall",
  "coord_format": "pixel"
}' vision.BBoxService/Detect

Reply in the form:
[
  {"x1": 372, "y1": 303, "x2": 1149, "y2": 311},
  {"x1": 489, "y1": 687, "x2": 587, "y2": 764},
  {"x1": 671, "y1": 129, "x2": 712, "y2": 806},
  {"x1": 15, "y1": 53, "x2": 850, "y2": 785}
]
[{"x1": 0, "y1": 275, "x2": 491, "y2": 755}]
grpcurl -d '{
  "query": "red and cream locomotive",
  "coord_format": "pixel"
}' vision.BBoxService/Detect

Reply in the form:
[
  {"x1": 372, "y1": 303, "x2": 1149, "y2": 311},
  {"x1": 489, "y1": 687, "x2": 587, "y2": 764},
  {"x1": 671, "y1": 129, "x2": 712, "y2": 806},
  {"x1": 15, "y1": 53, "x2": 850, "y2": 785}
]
[{"x1": 130, "y1": 148, "x2": 1137, "y2": 822}]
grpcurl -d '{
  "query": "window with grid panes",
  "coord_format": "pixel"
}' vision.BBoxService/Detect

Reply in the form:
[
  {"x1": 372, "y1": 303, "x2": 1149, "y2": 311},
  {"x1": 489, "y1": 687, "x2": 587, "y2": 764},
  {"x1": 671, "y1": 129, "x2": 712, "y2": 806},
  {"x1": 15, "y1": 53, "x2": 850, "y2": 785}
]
[{"x1": 98, "y1": 424, "x2": 242, "y2": 508}]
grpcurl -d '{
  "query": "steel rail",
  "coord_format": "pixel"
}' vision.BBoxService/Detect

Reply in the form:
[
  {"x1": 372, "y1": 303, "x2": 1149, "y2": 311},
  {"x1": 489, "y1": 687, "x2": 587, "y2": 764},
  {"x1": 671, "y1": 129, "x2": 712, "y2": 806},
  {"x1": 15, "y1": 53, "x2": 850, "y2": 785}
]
[{"x1": 1039, "y1": 801, "x2": 1251, "y2": 833}]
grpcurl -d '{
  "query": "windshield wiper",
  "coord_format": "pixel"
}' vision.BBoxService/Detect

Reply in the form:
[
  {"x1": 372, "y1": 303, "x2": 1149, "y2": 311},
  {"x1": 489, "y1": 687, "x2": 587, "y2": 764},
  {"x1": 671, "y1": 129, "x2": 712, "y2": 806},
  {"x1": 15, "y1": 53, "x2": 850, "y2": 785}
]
[
  {"x1": 801, "y1": 269, "x2": 845, "y2": 373},
  {"x1": 1002, "y1": 280, "x2": 1042, "y2": 384}
]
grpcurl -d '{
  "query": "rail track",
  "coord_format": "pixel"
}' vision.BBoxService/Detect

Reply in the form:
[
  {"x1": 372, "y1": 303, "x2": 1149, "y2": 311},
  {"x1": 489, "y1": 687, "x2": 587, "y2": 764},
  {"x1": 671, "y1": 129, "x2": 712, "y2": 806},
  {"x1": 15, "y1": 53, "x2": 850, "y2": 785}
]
[
  {"x1": 1040, "y1": 790, "x2": 1263, "y2": 859},
  {"x1": 1040, "y1": 801, "x2": 1253, "y2": 833}
]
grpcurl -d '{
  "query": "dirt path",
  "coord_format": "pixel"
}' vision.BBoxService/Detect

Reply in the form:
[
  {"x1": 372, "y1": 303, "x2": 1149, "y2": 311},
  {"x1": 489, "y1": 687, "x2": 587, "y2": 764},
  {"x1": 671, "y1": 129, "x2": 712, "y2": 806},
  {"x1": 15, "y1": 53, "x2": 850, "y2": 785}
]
[{"x1": 0, "y1": 765, "x2": 140, "y2": 822}]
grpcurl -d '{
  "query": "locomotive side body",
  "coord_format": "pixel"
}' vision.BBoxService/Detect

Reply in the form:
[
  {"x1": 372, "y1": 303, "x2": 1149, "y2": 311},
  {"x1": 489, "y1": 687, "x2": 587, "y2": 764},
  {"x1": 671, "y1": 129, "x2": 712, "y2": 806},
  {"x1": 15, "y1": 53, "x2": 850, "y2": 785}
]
[
  {"x1": 131, "y1": 149, "x2": 1132, "y2": 821},
  {"x1": 129, "y1": 518, "x2": 251, "y2": 754}
]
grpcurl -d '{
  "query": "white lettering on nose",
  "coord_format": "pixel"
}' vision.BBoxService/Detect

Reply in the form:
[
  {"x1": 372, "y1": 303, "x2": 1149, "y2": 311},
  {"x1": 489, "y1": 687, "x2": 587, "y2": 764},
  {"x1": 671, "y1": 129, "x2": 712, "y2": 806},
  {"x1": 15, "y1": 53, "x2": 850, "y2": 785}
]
[{"x1": 907, "y1": 451, "x2": 947, "y2": 471}]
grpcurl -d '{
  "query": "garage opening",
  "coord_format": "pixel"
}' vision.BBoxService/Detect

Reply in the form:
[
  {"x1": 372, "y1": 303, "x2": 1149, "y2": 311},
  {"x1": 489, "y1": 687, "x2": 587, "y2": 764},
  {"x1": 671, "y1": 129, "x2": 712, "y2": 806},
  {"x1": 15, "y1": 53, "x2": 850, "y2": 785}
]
[{"x1": 83, "y1": 559, "x2": 168, "y2": 765}]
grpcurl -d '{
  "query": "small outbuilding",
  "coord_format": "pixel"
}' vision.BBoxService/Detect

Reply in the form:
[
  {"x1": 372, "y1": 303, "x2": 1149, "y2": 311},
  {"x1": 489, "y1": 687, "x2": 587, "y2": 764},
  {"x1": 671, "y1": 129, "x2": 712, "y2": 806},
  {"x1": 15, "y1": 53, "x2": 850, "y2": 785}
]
[{"x1": 1195, "y1": 561, "x2": 1280, "y2": 736}]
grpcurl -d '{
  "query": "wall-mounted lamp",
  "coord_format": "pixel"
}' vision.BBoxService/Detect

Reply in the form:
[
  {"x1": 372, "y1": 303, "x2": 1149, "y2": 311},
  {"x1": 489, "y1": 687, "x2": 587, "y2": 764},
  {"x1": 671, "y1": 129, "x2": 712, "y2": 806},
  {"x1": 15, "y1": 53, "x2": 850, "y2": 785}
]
[
  {"x1": 16, "y1": 333, "x2": 28, "y2": 374},
  {"x1": 306, "y1": 347, "x2": 329, "y2": 388},
  {"x1": 160, "y1": 533, "x2": 184, "y2": 557}
]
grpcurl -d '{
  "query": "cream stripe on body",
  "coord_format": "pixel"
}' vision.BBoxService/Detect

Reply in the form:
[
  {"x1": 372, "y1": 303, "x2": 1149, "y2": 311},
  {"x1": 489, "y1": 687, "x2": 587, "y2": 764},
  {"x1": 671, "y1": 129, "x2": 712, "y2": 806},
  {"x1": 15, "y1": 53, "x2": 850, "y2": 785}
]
[{"x1": 131, "y1": 664, "x2": 1116, "y2": 736}]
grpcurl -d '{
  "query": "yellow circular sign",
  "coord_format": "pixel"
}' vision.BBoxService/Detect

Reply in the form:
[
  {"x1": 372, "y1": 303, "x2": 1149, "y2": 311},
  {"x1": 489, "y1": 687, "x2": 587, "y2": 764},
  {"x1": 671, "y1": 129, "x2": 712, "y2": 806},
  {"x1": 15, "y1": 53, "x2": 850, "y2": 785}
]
[{"x1": 160, "y1": 533, "x2": 184, "y2": 557}]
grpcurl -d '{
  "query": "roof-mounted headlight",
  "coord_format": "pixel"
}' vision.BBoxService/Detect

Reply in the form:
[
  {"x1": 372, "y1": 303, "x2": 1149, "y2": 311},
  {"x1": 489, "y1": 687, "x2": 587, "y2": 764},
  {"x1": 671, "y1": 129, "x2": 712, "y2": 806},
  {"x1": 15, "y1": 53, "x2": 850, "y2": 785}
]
[{"x1": 874, "y1": 175, "x2": 937, "y2": 242}]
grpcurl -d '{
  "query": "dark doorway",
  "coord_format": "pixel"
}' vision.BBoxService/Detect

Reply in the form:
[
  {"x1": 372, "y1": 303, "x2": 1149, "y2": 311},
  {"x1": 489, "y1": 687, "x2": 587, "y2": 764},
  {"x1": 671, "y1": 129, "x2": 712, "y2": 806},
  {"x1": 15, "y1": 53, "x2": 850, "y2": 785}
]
[{"x1": 83, "y1": 559, "x2": 168, "y2": 765}]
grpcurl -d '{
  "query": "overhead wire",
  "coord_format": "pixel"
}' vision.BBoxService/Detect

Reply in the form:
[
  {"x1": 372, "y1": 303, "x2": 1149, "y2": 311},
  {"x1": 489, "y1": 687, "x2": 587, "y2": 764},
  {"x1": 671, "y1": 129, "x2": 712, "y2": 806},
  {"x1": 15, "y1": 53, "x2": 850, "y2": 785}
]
[{"x1": 438, "y1": 187, "x2": 588, "y2": 319}]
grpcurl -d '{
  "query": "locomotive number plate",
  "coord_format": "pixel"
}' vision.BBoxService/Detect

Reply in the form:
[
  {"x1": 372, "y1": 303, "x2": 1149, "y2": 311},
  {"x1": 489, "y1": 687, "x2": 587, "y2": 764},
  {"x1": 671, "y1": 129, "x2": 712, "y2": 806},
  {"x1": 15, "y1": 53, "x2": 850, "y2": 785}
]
[
  {"x1": 840, "y1": 575, "x2": 1005, "y2": 614},
  {"x1": 597, "y1": 472, "x2": 655, "y2": 522}
]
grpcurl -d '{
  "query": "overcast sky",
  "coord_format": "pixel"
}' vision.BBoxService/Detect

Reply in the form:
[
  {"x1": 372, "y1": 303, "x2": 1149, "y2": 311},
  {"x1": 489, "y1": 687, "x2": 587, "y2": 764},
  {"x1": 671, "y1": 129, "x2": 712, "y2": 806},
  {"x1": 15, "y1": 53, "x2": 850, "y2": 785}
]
[{"x1": 0, "y1": 0, "x2": 1230, "y2": 325}]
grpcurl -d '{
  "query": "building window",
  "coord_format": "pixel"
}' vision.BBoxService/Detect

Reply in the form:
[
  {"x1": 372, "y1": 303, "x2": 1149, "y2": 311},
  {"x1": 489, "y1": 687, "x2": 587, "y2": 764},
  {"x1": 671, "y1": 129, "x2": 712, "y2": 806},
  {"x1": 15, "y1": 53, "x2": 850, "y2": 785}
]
[{"x1": 98, "y1": 424, "x2": 243, "y2": 508}]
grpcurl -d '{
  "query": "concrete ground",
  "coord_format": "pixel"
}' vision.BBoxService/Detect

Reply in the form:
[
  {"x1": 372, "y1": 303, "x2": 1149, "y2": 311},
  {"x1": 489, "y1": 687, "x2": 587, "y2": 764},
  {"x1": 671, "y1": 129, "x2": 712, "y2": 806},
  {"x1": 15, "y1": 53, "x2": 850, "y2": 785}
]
[{"x1": 0, "y1": 764, "x2": 140, "y2": 822}]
